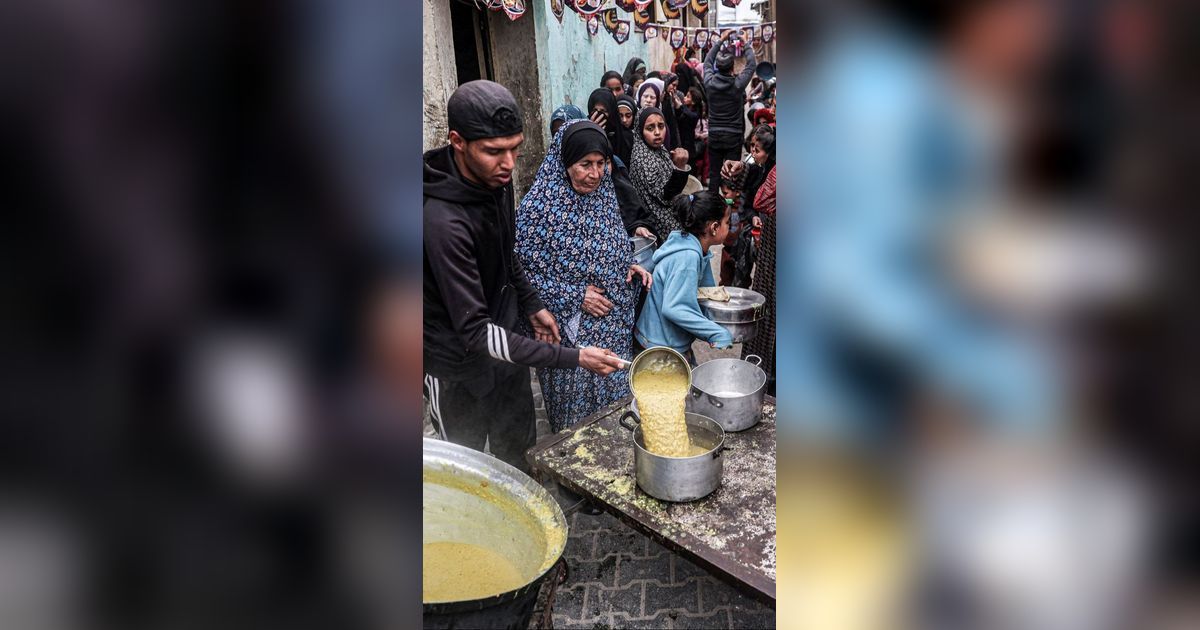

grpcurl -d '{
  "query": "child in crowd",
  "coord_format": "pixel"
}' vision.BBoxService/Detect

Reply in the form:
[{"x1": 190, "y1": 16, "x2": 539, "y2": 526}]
[{"x1": 635, "y1": 191, "x2": 733, "y2": 362}]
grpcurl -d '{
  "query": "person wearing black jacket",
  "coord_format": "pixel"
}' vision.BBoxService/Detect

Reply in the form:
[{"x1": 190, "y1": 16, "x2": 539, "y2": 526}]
[
  {"x1": 704, "y1": 30, "x2": 756, "y2": 191},
  {"x1": 424, "y1": 80, "x2": 624, "y2": 472}
]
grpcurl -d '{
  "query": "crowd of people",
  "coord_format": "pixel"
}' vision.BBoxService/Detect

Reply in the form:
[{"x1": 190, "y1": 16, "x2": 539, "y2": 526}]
[{"x1": 423, "y1": 29, "x2": 776, "y2": 473}]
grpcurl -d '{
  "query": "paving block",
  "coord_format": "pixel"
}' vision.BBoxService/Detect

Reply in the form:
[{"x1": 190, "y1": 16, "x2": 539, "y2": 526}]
[
  {"x1": 671, "y1": 554, "x2": 710, "y2": 584},
  {"x1": 562, "y1": 529, "x2": 596, "y2": 562},
  {"x1": 590, "y1": 583, "x2": 644, "y2": 620},
  {"x1": 609, "y1": 610, "x2": 678, "y2": 629},
  {"x1": 564, "y1": 554, "x2": 619, "y2": 589},
  {"x1": 593, "y1": 524, "x2": 646, "y2": 561},
  {"x1": 673, "y1": 607, "x2": 737, "y2": 629},
  {"x1": 549, "y1": 583, "x2": 587, "y2": 623},
  {"x1": 698, "y1": 577, "x2": 755, "y2": 614},
  {"x1": 615, "y1": 554, "x2": 673, "y2": 588},
  {"x1": 643, "y1": 580, "x2": 701, "y2": 615}
]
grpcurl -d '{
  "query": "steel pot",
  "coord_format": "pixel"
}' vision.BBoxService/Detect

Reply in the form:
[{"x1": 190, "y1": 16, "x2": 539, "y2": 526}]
[
  {"x1": 627, "y1": 346, "x2": 691, "y2": 401},
  {"x1": 630, "y1": 235, "x2": 657, "y2": 268},
  {"x1": 686, "y1": 354, "x2": 765, "y2": 432},
  {"x1": 619, "y1": 411, "x2": 724, "y2": 502},
  {"x1": 422, "y1": 438, "x2": 568, "y2": 627},
  {"x1": 699, "y1": 287, "x2": 766, "y2": 343}
]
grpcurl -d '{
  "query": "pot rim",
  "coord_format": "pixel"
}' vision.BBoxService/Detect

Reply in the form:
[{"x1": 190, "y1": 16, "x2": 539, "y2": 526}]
[
  {"x1": 628, "y1": 412, "x2": 725, "y2": 459},
  {"x1": 689, "y1": 357, "x2": 767, "y2": 399},
  {"x1": 422, "y1": 438, "x2": 568, "y2": 607}
]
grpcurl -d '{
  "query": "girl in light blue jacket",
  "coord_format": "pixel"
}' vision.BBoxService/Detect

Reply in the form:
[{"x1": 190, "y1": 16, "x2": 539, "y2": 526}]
[{"x1": 635, "y1": 191, "x2": 734, "y2": 361}]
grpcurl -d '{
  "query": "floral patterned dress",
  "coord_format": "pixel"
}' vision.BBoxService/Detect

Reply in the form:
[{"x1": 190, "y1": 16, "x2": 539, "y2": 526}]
[{"x1": 516, "y1": 120, "x2": 637, "y2": 432}]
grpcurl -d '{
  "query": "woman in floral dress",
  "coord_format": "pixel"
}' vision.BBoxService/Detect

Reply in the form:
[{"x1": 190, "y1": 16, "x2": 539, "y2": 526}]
[{"x1": 516, "y1": 120, "x2": 652, "y2": 432}]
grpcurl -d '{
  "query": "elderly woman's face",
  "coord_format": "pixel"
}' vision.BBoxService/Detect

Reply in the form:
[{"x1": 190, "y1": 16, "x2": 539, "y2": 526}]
[
  {"x1": 639, "y1": 90, "x2": 657, "y2": 108},
  {"x1": 567, "y1": 152, "x2": 606, "y2": 194}
]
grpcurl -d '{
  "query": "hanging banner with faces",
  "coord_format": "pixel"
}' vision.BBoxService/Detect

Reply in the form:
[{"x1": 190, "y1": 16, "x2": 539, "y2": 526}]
[
  {"x1": 690, "y1": 0, "x2": 709, "y2": 19},
  {"x1": 670, "y1": 27, "x2": 686, "y2": 49}
]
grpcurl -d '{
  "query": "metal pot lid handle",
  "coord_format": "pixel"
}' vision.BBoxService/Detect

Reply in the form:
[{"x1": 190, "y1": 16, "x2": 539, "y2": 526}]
[
  {"x1": 707, "y1": 394, "x2": 724, "y2": 408},
  {"x1": 619, "y1": 410, "x2": 640, "y2": 431},
  {"x1": 745, "y1": 354, "x2": 762, "y2": 366}
]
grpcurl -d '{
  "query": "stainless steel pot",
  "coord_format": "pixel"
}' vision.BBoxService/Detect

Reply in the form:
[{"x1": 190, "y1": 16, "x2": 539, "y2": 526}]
[
  {"x1": 619, "y1": 411, "x2": 724, "y2": 502},
  {"x1": 627, "y1": 346, "x2": 691, "y2": 401},
  {"x1": 630, "y1": 235, "x2": 657, "y2": 268},
  {"x1": 422, "y1": 438, "x2": 567, "y2": 621},
  {"x1": 686, "y1": 354, "x2": 766, "y2": 432},
  {"x1": 699, "y1": 287, "x2": 766, "y2": 343}
]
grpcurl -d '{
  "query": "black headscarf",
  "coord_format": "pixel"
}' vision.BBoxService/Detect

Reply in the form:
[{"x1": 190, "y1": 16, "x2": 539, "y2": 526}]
[
  {"x1": 588, "y1": 88, "x2": 634, "y2": 166},
  {"x1": 560, "y1": 121, "x2": 611, "y2": 168},
  {"x1": 600, "y1": 70, "x2": 623, "y2": 89},
  {"x1": 621, "y1": 57, "x2": 646, "y2": 92},
  {"x1": 616, "y1": 95, "x2": 638, "y2": 124},
  {"x1": 635, "y1": 107, "x2": 664, "y2": 136}
]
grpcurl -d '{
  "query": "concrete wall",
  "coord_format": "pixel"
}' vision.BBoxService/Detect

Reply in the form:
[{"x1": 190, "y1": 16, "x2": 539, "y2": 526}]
[
  {"x1": 531, "y1": 5, "x2": 681, "y2": 151},
  {"x1": 422, "y1": 0, "x2": 457, "y2": 151},
  {"x1": 486, "y1": 10, "x2": 545, "y2": 200}
]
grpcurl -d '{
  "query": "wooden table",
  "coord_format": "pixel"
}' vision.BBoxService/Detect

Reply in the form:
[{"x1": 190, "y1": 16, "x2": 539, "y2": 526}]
[{"x1": 526, "y1": 396, "x2": 777, "y2": 607}]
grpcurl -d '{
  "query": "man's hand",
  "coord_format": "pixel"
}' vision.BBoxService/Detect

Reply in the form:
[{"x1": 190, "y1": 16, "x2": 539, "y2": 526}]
[
  {"x1": 578, "y1": 346, "x2": 626, "y2": 375},
  {"x1": 528, "y1": 309, "x2": 561, "y2": 344},
  {"x1": 721, "y1": 29, "x2": 733, "y2": 42},
  {"x1": 671, "y1": 148, "x2": 690, "y2": 169},
  {"x1": 721, "y1": 159, "x2": 745, "y2": 180},
  {"x1": 634, "y1": 226, "x2": 655, "y2": 240},
  {"x1": 752, "y1": 216, "x2": 763, "y2": 229},
  {"x1": 626, "y1": 264, "x2": 652, "y2": 289},
  {"x1": 582, "y1": 285, "x2": 613, "y2": 317}
]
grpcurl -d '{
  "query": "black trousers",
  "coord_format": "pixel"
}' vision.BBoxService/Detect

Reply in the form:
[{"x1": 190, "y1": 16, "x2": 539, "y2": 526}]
[
  {"x1": 424, "y1": 366, "x2": 536, "y2": 474},
  {"x1": 707, "y1": 132, "x2": 744, "y2": 192}
]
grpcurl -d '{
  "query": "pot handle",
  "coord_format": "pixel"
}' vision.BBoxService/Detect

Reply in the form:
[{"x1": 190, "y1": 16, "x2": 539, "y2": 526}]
[
  {"x1": 619, "y1": 410, "x2": 640, "y2": 432},
  {"x1": 745, "y1": 354, "x2": 762, "y2": 367}
]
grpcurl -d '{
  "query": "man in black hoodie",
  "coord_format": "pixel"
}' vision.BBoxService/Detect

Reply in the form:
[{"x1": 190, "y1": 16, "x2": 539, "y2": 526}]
[
  {"x1": 424, "y1": 80, "x2": 624, "y2": 472},
  {"x1": 704, "y1": 30, "x2": 756, "y2": 191}
]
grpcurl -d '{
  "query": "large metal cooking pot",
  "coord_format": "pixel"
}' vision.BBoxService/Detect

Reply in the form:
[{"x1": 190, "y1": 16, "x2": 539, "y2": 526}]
[
  {"x1": 687, "y1": 354, "x2": 766, "y2": 432},
  {"x1": 699, "y1": 287, "x2": 766, "y2": 343},
  {"x1": 422, "y1": 438, "x2": 567, "y2": 628},
  {"x1": 630, "y1": 235, "x2": 657, "y2": 268},
  {"x1": 619, "y1": 411, "x2": 724, "y2": 502}
]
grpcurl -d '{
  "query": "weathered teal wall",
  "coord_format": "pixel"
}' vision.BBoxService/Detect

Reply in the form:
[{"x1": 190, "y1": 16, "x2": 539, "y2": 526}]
[{"x1": 532, "y1": 5, "x2": 676, "y2": 148}]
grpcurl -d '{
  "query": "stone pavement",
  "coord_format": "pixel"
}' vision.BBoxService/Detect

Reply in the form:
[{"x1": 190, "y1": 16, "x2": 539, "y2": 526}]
[{"x1": 543, "y1": 509, "x2": 774, "y2": 629}]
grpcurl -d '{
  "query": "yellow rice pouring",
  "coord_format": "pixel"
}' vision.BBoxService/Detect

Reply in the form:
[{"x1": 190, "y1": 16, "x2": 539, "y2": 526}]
[{"x1": 631, "y1": 368, "x2": 701, "y2": 457}]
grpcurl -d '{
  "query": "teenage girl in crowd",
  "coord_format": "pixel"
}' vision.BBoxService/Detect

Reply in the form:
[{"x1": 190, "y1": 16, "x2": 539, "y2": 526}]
[{"x1": 635, "y1": 191, "x2": 733, "y2": 363}]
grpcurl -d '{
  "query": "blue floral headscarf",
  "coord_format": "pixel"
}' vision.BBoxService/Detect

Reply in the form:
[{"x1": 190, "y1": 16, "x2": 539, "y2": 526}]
[{"x1": 516, "y1": 119, "x2": 635, "y2": 345}]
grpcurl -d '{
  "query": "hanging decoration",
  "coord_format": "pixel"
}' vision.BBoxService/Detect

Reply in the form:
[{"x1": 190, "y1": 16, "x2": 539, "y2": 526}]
[
  {"x1": 615, "y1": 0, "x2": 636, "y2": 10},
  {"x1": 694, "y1": 28, "x2": 710, "y2": 48},
  {"x1": 720, "y1": 0, "x2": 742, "y2": 7},
  {"x1": 660, "y1": 26, "x2": 669, "y2": 39},
  {"x1": 634, "y1": 0, "x2": 653, "y2": 10},
  {"x1": 670, "y1": 27, "x2": 686, "y2": 49},
  {"x1": 659, "y1": 0, "x2": 682, "y2": 20},
  {"x1": 643, "y1": 25, "x2": 659, "y2": 41},
  {"x1": 761, "y1": 23, "x2": 774, "y2": 43},
  {"x1": 587, "y1": 14, "x2": 600, "y2": 36},
  {"x1": 502, "y1": 0, "x2": 525, "y2": 20},
  {"x1": 550, "y1": 0, "x2": 565, "y2": 22},
  {"x1": 689, "y1": 0, "x2": 709, "y2": 19},
  {"x1": 632, "y1": 6, "x2": 653, "y2": 30},
  {"x1": 602, "y1": 9, "x2": 631, "y2": 44},
  {"x1": 576, "y1": 0, "x2": 602, "y2": 15}
]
